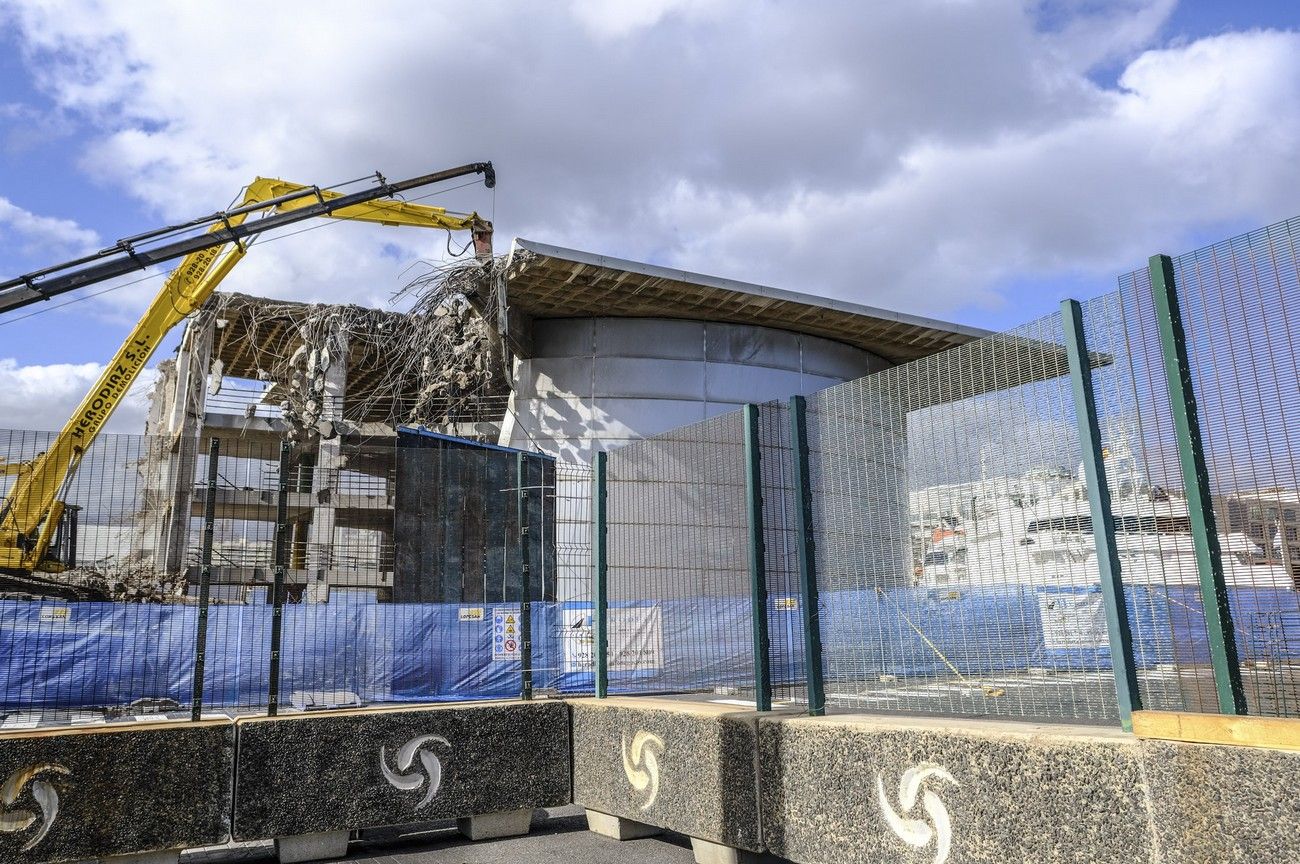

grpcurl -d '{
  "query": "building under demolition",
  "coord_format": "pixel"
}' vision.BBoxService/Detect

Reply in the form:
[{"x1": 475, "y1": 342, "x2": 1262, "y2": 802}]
[{"x1": 132, "y1": 238, "x2": 982, "y2": 601}]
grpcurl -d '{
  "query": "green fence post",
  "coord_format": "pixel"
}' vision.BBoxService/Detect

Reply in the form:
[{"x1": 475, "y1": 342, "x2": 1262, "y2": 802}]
[
  {"x1": 191, "y1": 436, "x2": 219, "y2": 722},
  {"x1": 517, "y1": 452, "x2": 533, "y2": 701},
  {"x1": 744, "y1": 404, "x2": 772, "y2": 712},
  {"x1": 266, "y1": 439, "x2": 291, "y2": 717},
  {"x1": 1149, "y1": 254, "x2": 1247, "y2": 715},
  {"x1": 1061, "y1": 299, "x2": 1142, "y2": 730},
  {"x1": 788, "y1": 396, "x2": 825, "y2": 716},
  {"x1": 593, "y1": 450, "x2": 609, "y2": 698}
]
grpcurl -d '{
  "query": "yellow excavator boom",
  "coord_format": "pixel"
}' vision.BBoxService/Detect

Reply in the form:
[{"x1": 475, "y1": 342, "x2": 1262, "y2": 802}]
[{"x1": 0, "y1": 174, "x2": 491, "y2": 574}]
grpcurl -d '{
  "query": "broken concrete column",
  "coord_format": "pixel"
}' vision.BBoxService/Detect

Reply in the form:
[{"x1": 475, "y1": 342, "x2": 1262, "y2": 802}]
[
  {"x1": 308, "y1": 329, "x2": 348, "y2": 582},
  {"x1": 144, "y1": 311, "x2": 214, "y2": 575}
]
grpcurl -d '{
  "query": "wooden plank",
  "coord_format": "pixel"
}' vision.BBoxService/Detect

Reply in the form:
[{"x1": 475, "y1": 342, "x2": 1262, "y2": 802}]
[{"x1": 1132, "y1": 710, "x2": 1300, "y2": 751}]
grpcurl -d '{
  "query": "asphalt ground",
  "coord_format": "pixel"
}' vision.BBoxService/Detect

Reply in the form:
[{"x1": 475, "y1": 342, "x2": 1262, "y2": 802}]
[{"x1": 184, "y1": 808, "x2": 704, "y2": 864}]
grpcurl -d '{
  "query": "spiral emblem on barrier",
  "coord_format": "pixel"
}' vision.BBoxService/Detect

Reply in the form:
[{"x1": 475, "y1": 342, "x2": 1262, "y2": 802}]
[
  {"x1": 380, "y1": 735, "x2": 450, "y2": 812},
  {"x1": 0, "y1": 764, "x2": 71, "y2": 852},
  {"x1": 620, "y1": 730, "x2": 664, "y2": 811},
  {"x1": 876, "y1": 762, "x2": 959, "y2": 864}
]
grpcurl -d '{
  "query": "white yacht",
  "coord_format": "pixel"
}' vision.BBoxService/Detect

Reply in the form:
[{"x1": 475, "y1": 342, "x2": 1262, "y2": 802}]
[{"x1": 913, "y1": 439, "x2": 1295, "y2": 591}]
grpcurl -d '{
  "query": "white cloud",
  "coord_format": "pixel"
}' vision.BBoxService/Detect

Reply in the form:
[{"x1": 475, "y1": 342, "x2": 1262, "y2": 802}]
[
  {"x1": 1, "y1": 0, "x2": 1297, "y2": 326},
  {"x1": 567, "y1": 0, "x2": 731, "y2": 39},
  {"x1": 0, "y1": 197, "x2": 99, "y2": 258},
  {"x1": 655, "y1": 28, "x2": 1300, "y2": 311},
  {"x1": 0, "y1": 357, "x2": 155, "y2": 433}
]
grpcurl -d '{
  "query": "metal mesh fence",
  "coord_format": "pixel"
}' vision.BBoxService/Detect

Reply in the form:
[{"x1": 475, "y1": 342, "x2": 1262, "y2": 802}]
[
  {"x1": 804, "y1": 314, "x2": 1123, "y2": 723},
  {"x1": 582, "y1": 215, "x2": 1300, "y2": 724},
  {"x1": 0, "y1": 429, "x2": 199, "y2": 724},
  {"x1": 605, "y1": 410, "x2": 754, "y2": 696},
  {"x1": 0, "y1": 426, "x2": 591, "y2": 726},
  {"x1": 1081, "y1": 281, "x2": 1221, "y2": 714},
  {"x1": 583, "y1": 215, "x2": 1300, "y2": 724},
  {"x1": 549, "y1": 460, "x2": 595, "y2": 692},
  {"x1": 755, "y1": 401, "x2": 805, "y2": 705},
  {"x1": 9, "y1": 216, "x2": 1300, "y2": 727},
  {"x1": 1167, "y1": 217, "x2": 1300, "y2": 716}
]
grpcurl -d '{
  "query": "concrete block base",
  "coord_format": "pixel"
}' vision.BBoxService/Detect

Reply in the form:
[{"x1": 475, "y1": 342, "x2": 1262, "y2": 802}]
[
  {"x1": 691, "y1": 836, "x2": 759, "y2": 864},
  {"x1": 0, "y1": 720, "x2": 233, "y2": 862},
  {"x1": 275, "y1": 830, "x2": 350, "y2": 863},
  {"x1": 100, "y1": 852, "x2": 181, "y2": 864},
  {"x1": 572, "y1": 697, "x2": 775, "y2": 853},
  {"x1": 234, "y1": 702, "x2": 569, "y2": 841},
  {"x1": 586, "y1": 809, "x2": 664, "y2": 840},
  {"x1": 457, "y1": 808, "x2": 534, "y2": 841},
  {"x1": 760, "y1": 713, "x2": 1154, "y2": 864}
]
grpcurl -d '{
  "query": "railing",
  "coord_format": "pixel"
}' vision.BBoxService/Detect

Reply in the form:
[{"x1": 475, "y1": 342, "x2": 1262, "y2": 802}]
[
  {"x1": 5, "y1": 214, "x2": 1300, "y2": 732},
  {"x1": 591, "y1": 214, "x2": 1300, "y2": 730},
  {"x1": 0, "y1": 428, "x2": 593, "y2": 726}
]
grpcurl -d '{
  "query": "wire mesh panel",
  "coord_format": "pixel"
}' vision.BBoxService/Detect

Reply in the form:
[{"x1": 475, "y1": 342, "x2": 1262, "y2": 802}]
[
  {"x1": 756, "y1": 400, "x2": 806, "y2": 705},
  {"x1": 806, "y1": 314, "x2": 1123, "y2": 723},
  {"x1": 379, "y1": 431, "x2": 553, "y2": 705},
  {"x1": 189, "y1": 436, "x2": 287, "y2": 713},
  {"x1": 606, "y1": 410, "x2": 754, "y2": 696},
  {"x1": 1166, "y1": 217, "x2": 1300, "y2": 717},
  {"x1": 1081, "y1": 283, "x2": 1222, "y2": 714},
  {"x1": 548, "y1": 460, "x2": 596, "y2": 695},
  {"x1": 0, "y1": 422, "x2": 588, "y2": 726},
  {"x1": 0, "y1": 429, "x2": 199, "y2": 725}
]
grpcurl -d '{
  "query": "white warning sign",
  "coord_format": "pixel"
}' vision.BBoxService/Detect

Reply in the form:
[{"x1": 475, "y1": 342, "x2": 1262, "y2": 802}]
[
  {"x1": 561, "y1": 611, "x2": 595, "y2": 673},
  {"x1": 1038, "y1": 592, "x2": 1108, "y2": 650},
  {"x1": 493, "y1": 606, "x2": 522, "y2": 661},
  {"x1": 562, "y1": 605, "x2": 664, "y2": 674}
]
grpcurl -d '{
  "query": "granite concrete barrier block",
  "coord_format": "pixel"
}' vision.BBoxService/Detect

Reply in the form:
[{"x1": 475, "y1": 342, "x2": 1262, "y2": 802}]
[
  {"x1": 1142, "y1": 738, "x2": 1300, "y2": 863},
  {"x1": 759, "y1": 713, "x2": 1154, "y2": 864},
  {"x1": 0, "y1": 719, "x2": 234, "y2": 864},
  {"x1": 232, "y1": 700, "x2": 570, "y2": 840},
  {"x1": 570, "y1": 697, "x2": 777, "y2": 852}
]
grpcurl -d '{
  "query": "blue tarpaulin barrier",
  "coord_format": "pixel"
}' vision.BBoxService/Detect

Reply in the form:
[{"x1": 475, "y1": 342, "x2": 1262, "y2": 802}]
[{"x1": 0, "y1": 586, "x2": 1297, "y2": 710}]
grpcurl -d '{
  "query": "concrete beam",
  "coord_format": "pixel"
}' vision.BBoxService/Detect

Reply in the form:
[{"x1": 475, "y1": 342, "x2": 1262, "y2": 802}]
[
  {"x1": 183, "y1": 565, "x2": 392, "y2": 589},
  {"x1": 184, "y1": 488, "x2": 391, "y2": 520}
]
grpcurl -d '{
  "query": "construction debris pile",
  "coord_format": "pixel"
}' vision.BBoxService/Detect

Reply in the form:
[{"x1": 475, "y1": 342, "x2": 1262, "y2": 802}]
[
  {"x1": 6, "y1": 559, "x2": 188, "y2": 603},
  {"x1": 204, "y1": 253, "x2": 510, "y2": 443}
]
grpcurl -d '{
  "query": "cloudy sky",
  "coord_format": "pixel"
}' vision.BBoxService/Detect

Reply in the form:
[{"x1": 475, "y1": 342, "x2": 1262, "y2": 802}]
[{"x1": 0, "y1": 0, "x2": 1296, "y2": 433}]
